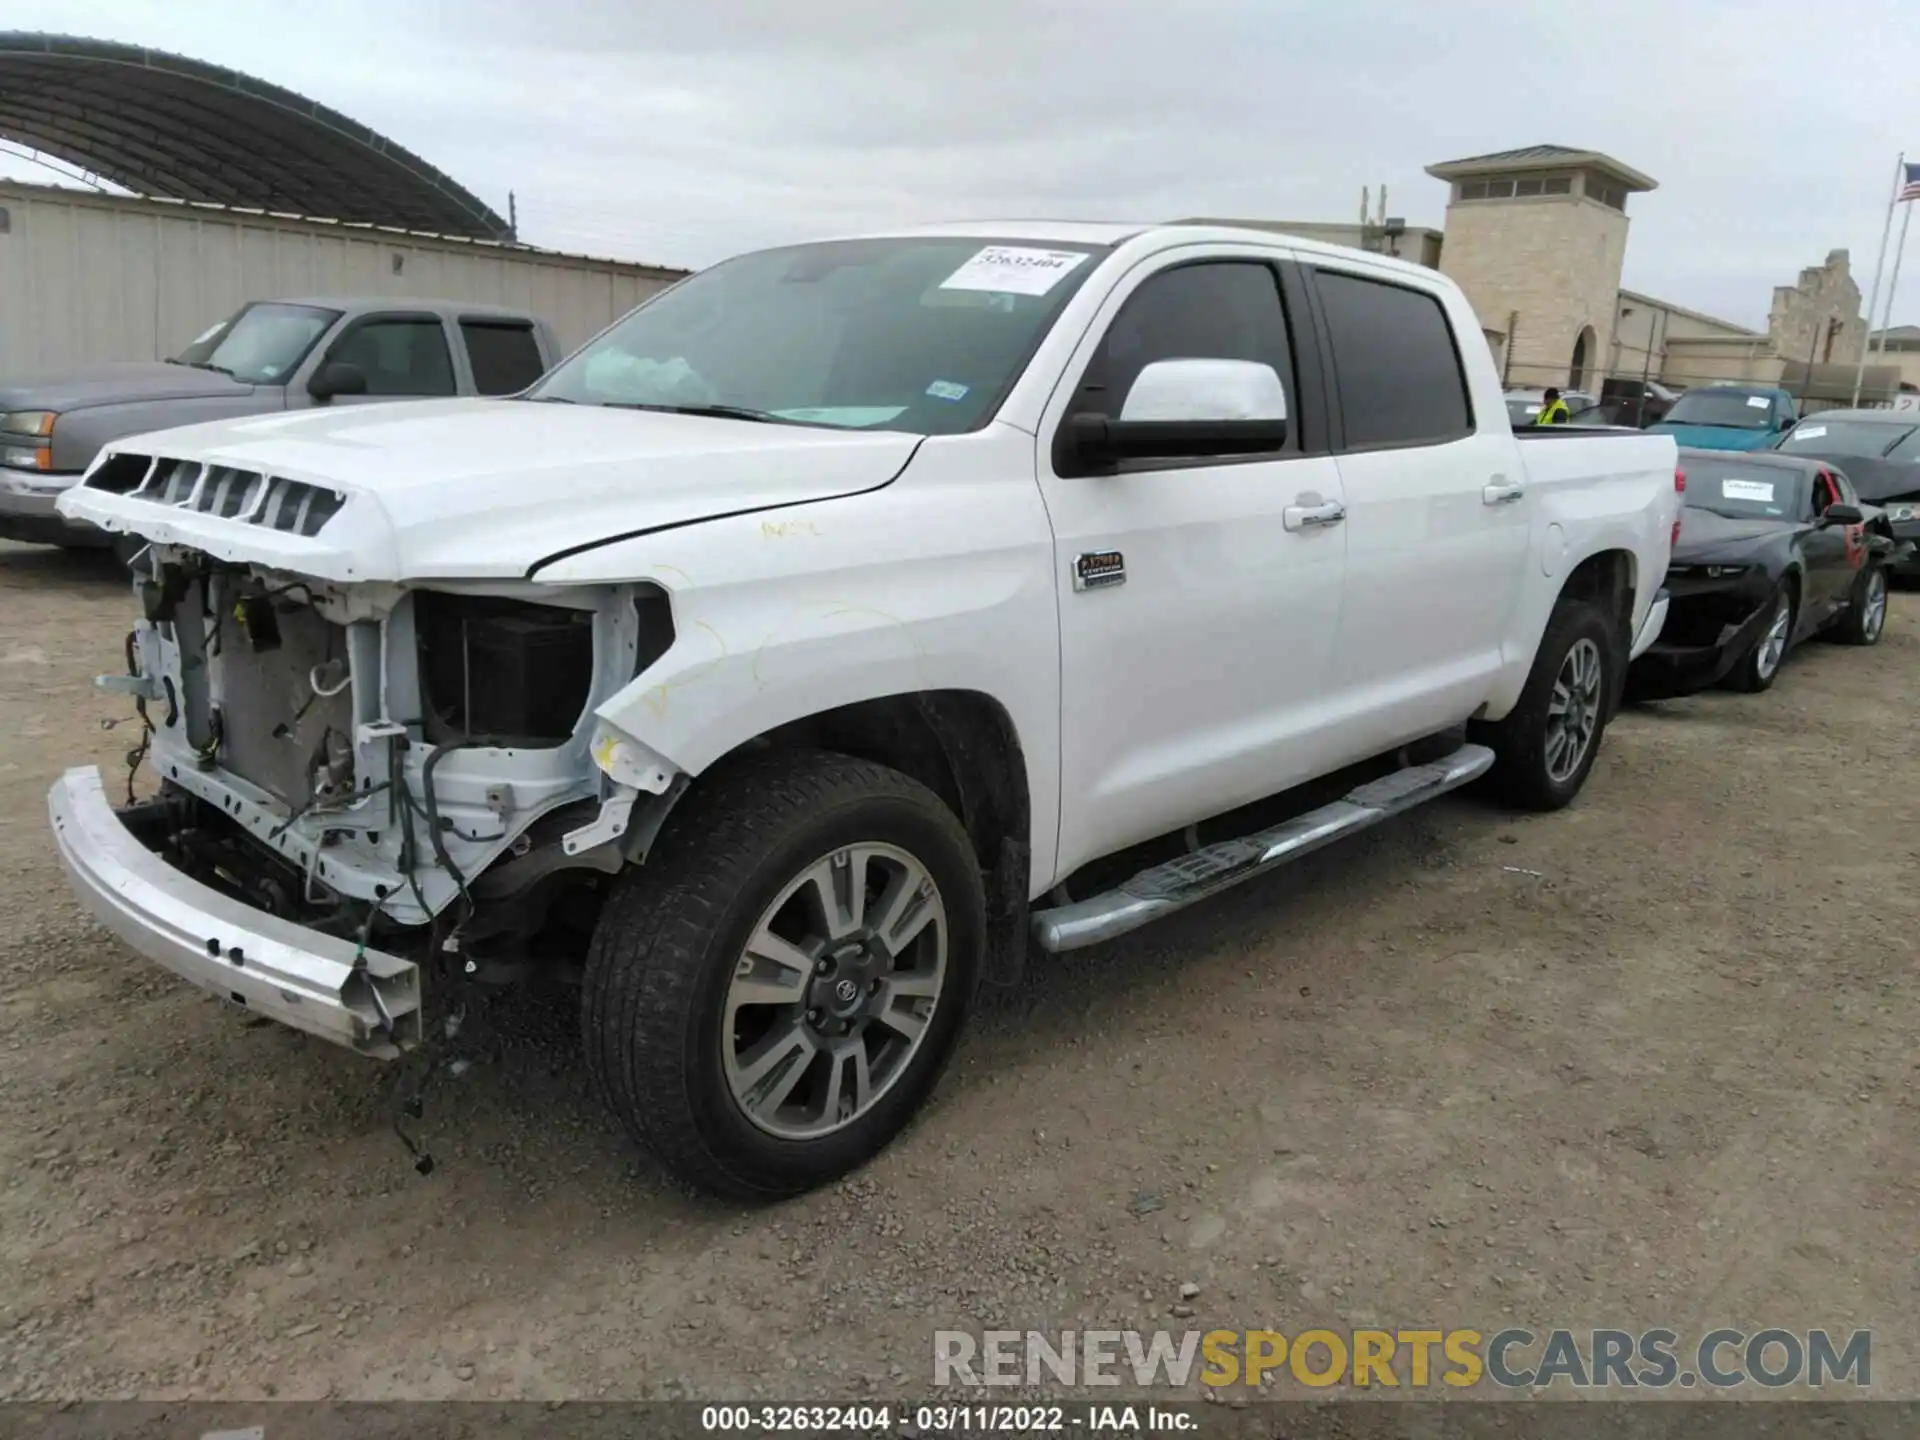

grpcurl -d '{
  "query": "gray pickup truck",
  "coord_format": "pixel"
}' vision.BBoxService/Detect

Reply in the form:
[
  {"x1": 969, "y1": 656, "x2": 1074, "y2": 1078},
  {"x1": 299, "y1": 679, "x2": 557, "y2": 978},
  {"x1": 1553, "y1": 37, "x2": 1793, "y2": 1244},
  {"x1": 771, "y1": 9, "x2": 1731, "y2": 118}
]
[{"x1": 0, "y1": 296, "x2": 562, "y2": 548}]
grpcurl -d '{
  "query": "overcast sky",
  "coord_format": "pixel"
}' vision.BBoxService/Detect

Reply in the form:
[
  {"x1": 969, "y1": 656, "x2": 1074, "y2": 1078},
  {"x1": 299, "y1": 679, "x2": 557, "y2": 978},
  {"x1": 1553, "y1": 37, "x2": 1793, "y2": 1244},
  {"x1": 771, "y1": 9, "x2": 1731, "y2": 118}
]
[{"x1": 3, "y1": 0, "x2": 1916, "y2": 330}]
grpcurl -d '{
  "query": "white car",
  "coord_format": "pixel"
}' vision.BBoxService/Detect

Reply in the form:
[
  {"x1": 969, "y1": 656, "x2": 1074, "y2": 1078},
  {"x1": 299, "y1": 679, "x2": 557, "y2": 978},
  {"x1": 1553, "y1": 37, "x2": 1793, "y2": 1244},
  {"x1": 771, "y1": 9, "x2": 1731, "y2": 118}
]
[{"x1": 50, "y1": 222, "x2": 1680, "y2": 1197}]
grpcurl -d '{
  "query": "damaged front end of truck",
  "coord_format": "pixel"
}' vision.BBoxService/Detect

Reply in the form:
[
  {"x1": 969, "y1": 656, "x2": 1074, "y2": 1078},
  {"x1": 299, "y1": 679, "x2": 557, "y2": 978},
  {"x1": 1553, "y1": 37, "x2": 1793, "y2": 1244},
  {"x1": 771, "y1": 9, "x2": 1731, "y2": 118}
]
[{"x1": 48, "y1": 448, "x2": 683, "y2": 1058}]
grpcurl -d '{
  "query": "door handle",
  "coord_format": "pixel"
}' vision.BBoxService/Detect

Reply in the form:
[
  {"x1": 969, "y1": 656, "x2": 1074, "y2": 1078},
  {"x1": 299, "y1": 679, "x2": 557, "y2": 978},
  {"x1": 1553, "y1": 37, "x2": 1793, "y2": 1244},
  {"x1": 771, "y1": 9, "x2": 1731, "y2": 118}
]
[
  {"x1": 1483, "y1": 480, "x2": 1525, "y2": 505},
  {"x1": 1283, "y1": 501, "x2": 1346, "y2": 532}
]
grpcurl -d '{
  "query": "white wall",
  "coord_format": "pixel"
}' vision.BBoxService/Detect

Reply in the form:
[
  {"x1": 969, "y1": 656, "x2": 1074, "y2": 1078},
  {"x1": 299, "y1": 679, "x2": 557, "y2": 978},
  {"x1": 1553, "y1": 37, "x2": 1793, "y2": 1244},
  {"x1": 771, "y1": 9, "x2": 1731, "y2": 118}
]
[{"x1": 0, "y1": 183, "x2": 688, "y2": 378}]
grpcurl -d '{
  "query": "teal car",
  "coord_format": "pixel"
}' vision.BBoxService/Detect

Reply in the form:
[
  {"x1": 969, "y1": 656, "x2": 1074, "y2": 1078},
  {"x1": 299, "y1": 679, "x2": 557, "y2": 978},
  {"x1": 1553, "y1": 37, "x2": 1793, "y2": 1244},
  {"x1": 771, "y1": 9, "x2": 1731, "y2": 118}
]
[{"x1": 1647, "y1": 385, "x2": 1799, "y2": 452}]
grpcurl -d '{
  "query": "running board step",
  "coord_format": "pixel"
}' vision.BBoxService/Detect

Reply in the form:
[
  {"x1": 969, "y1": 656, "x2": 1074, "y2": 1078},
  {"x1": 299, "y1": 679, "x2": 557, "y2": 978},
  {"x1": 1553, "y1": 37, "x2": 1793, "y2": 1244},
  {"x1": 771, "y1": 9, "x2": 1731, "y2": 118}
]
[{"x1": 1031, "y1": 743, "x2": 1495, "y2": 952}]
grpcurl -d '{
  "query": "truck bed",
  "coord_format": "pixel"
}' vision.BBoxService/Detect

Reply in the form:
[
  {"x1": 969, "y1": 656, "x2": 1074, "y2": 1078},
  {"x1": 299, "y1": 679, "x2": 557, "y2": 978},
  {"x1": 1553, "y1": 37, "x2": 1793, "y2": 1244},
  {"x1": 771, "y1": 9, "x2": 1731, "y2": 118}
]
[{"x1": 1512, "y1": 424, "x2": 1650, "y2": 438}]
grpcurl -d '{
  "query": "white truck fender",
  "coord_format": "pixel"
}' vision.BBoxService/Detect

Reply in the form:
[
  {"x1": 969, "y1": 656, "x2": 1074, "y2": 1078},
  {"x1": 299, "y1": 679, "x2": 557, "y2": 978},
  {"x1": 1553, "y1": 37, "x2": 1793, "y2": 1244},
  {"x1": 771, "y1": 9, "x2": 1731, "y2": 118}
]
[{"x1": 541, "y1": 428, "x2": 1067, "y2": 890}]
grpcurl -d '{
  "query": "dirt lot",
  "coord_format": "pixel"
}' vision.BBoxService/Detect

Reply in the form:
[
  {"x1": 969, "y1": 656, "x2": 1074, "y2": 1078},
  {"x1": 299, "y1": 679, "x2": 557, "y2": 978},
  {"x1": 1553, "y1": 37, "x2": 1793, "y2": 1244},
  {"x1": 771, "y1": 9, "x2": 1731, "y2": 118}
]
[{"x1": 0, "y1": 539, "x2": 1915, "y2": 1405}]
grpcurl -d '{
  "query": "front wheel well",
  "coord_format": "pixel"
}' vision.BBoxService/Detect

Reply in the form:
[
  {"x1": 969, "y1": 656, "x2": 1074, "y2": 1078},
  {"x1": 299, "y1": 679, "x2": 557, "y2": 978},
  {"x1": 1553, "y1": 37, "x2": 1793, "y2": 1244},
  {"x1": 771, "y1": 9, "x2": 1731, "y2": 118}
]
[{"x1": 714, "y1": 691, "x2": 1033, "y2": 984}]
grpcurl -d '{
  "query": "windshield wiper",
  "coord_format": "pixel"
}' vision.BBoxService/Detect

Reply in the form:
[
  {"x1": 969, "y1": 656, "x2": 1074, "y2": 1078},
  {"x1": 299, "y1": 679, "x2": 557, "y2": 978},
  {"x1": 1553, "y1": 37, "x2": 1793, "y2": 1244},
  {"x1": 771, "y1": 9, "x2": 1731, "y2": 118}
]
[
  {"x1": 169, "y1": 359, "x2": 237, "y2": 377},
  {"x1": 520, "y1": 394, "x2": 576, "y2": 404},
  {"x1": 606, "y1": 402, "x2": 782, "y2": 424}
]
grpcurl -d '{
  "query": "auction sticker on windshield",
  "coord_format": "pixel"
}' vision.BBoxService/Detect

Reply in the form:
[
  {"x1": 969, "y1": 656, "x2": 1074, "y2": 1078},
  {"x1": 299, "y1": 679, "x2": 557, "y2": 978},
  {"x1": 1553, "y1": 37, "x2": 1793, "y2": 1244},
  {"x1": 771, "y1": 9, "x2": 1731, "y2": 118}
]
[
  {"x1": 1722, "y1": 478, "x2": 1777, "y2": 502},
  {"x1": 1747, "y1": 395, "x2": 1770, "y2": 408},
  {"x1": 1790, "y1": 425, "x2": 1827, "y2": 441},
  {"x1": 941, "y1": 246, "x2": 1089, "y2": 296}
]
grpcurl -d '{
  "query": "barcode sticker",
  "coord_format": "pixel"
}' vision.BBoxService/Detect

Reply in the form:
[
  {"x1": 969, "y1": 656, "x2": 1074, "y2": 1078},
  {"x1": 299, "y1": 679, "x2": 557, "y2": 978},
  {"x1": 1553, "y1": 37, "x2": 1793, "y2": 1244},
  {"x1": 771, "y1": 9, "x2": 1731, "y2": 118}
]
[{"x1": 940, "y1": 246, "x2": 1089, "y2": 296}]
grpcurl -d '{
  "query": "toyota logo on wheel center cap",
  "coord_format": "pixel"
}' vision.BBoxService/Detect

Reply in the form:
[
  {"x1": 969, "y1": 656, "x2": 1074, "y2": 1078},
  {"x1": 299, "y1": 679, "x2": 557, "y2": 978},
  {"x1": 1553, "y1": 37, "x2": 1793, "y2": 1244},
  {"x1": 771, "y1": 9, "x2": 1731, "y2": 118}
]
[{"x1": 833, "y1": 978, "x2": 860, "y2": 1003}]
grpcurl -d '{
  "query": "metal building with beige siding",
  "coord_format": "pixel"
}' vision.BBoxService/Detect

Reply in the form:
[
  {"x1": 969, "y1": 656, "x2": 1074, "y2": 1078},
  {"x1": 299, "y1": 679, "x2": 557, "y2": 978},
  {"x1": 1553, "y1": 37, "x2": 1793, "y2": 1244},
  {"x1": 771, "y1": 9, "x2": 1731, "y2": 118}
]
[{"x1": 0, "y1": 181, "x2": 689, "y2": 378}]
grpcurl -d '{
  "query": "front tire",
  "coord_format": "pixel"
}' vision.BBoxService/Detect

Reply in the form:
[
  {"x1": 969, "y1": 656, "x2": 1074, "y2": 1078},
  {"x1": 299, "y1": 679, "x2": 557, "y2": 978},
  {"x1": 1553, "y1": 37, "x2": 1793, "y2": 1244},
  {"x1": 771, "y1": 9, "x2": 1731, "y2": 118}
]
[
  {"x1": 1834, "y1": 563, "x2": 1888, "y2": 646},
  {"x1": 1477, "y1": 597, "x2": 1617, "y2": 811},
  {"x1": 581, "y1": 750, "x2": 984, "y2": 1199},
  {"x1": 1728, "y1": 581, "x2": 1795, "y2": 692}
]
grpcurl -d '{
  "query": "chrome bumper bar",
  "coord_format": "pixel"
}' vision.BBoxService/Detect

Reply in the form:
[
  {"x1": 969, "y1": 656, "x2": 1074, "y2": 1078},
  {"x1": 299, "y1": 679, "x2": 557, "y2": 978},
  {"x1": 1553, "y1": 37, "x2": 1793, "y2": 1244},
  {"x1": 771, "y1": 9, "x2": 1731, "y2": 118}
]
[
  {"x1": 1630, "y1": 590, "x2": 1669, "y2": 661},
  {"x1": 47, "y1": 766, "x2": 421, "y2": 1057}
]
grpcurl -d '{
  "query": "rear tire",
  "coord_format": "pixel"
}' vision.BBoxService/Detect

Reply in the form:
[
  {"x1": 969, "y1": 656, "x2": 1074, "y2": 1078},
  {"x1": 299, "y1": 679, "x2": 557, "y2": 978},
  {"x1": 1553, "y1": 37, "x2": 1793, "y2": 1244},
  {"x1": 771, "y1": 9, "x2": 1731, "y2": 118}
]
[
  {"x1": 1476, "y1": 597, "x2": 1618, "y2": 812},
  {"x1": 1834, "y1": 564, "x2": 1888, "y2": 647},
  {"x1": 1728, "y1": 581, "x2": 1794, "y2": 692},
  {"x1": 581, "y1": 749, "x2": 984, "y2": 1199}
]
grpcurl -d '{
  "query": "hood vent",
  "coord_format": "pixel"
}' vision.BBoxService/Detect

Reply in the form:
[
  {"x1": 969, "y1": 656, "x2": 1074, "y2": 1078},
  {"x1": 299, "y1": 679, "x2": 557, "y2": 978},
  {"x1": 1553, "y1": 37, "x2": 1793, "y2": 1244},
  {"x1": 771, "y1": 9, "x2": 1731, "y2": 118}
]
[{"x1": 84, "y1": 455, "x2": 345, "y2": 539}]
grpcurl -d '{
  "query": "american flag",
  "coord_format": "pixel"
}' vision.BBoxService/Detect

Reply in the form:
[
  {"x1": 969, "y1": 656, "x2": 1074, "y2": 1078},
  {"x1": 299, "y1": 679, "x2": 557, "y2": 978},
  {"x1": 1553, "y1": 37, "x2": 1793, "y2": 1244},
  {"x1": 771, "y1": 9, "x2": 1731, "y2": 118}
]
[{"x1": 1902, "y1": 162, "x2": 1920, "y2": 202}]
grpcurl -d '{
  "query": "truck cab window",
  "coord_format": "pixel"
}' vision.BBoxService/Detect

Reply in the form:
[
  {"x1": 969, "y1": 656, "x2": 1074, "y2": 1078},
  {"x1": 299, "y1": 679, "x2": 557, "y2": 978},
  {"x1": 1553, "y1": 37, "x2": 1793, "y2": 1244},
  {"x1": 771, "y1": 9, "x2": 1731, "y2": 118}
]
[
  {"x1": 1313, "y1": 270, "x2": 1473, "y2": 449},
  {"x1": 327, "y1": 318, "x2": 457, "y2": 397},
  {"x1": 461, "y1": 321, "x2": 546, "y2": 395},
  {"x1": 1074, "y1": 261, "x2": 1297, "y2": 443}
]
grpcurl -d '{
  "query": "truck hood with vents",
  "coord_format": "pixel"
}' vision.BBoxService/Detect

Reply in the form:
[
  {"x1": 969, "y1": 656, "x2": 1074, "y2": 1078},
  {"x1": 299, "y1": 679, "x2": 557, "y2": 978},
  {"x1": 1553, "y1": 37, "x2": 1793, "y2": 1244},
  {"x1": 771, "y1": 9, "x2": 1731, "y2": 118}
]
[{"x1": 55, "y1": 397, "x2": 924, "y2": 583}]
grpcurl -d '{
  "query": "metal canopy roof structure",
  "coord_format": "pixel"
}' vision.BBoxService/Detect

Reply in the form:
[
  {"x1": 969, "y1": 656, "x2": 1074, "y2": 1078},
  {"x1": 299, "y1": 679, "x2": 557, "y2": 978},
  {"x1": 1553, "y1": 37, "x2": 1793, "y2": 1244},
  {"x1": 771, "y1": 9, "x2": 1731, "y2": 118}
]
[
  {"x1": 0, "y1": 31, "x2": 512, "y2": 239},
  {"x1": 1425, "y1": 144, "x2": 1658, "y2": 193}
]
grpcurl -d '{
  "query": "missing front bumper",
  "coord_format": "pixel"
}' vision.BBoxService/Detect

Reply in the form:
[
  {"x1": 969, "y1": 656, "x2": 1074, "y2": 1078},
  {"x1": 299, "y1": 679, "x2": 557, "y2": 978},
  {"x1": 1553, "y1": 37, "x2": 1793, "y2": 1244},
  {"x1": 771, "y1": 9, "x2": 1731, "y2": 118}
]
[
  {"x1": 1627, "y1": 599, "x2": 1772, "y2": 701},
  {"x1": 47, "y1": 766, "x2": 421, "y2": 1057}
]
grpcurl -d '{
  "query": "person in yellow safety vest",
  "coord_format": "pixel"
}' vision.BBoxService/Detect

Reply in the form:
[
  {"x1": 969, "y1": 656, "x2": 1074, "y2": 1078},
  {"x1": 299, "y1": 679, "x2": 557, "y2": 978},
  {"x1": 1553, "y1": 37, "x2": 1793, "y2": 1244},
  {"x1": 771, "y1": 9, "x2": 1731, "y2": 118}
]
[{"x1": 1535, "y1": 387, "x2": 1571, "y2": 425}]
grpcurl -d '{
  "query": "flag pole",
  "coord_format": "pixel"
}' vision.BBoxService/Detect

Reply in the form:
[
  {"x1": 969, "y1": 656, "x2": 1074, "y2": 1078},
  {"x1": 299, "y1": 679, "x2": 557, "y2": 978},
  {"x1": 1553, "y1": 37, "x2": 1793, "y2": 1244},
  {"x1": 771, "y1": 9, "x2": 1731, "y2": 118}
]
[
  {"x1": 1852, "y1": 153, "x2": 1904, "y2": 407},
  {"x1": 1874, "y1": 199, "x2": 1914, "y2": 361}
]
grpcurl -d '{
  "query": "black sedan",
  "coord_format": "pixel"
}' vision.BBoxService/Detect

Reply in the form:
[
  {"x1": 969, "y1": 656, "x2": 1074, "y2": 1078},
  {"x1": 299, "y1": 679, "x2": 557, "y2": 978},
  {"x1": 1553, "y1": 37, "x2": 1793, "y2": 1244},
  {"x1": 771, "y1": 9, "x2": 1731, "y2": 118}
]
[
  {"x1": 1628, "y1": 449, "x2": 1910, "y2": 700},
  {"x1": 1767, "y1": 408, "x2": 1920, "y2": 576}
]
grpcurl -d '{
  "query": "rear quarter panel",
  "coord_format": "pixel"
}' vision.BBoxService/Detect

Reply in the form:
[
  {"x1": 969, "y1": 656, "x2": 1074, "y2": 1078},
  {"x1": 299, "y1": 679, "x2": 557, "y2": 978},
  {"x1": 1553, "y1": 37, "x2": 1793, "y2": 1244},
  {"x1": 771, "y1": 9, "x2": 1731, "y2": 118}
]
[
  {"x1": 1485, "y1": 430, "x2": 1680, "y2": 716},
  {"x1": 1441, "y1": 285, "x2": 1678, "y2": 720}
]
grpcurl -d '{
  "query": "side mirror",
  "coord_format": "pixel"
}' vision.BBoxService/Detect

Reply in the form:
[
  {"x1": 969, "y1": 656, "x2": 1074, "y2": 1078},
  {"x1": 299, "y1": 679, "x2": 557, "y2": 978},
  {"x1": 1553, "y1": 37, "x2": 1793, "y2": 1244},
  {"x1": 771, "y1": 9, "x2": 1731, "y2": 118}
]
[
  {"x1": 1069, "y1": 358, "x2": 1288, "y2": 468},
  {"x1": 308, "y1": 360, "x2": 368, "y2": 401},
  {"x1": 1778, "y1": 417, "x2": 1797, "y2": 433},
  {"x1": 1822, "y1": 503, "x2": 1864, "y2": 527}
]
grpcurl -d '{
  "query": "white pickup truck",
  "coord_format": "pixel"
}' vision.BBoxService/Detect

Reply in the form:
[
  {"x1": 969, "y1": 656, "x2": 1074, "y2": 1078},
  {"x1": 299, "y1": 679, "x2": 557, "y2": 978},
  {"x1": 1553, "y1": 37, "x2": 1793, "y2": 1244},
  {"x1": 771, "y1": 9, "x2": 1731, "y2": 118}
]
[{"x1": 49, "y1": 223, "x2": 1679, "y2": 1198}]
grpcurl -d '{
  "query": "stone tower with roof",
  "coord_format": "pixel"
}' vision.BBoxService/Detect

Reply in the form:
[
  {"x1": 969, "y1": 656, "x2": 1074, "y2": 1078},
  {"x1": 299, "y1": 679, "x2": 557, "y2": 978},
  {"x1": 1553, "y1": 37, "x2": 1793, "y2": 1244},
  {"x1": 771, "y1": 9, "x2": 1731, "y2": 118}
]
[{"x1": 1424, "y1": 145, "x2": 1657, "y2": 394}]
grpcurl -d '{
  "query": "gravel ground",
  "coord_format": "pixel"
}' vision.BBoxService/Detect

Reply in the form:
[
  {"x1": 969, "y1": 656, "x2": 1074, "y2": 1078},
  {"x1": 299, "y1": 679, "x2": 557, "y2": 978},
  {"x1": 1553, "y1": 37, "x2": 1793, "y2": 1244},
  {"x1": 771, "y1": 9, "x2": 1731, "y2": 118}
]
[{"x1": 1, "y1": 540, "x2": 1915, "y2": 1404}]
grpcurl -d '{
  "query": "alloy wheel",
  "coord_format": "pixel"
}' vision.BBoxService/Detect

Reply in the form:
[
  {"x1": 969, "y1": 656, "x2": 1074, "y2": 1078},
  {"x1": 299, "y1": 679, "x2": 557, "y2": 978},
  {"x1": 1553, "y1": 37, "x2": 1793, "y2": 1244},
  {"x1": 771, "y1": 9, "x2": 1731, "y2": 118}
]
[
  {"x1": 720, "y1": 843, "x2": 947, "y2": 1140},
  {"x1": 1863, "y1": 570, "x2": 1888, "y2": 643},
  {"x1": 1544, "y1": 637, "x2": 1604, "y2": 784},
  {"x1": 1755, "y1": 596, "x2": 1791, "y2": 680}
]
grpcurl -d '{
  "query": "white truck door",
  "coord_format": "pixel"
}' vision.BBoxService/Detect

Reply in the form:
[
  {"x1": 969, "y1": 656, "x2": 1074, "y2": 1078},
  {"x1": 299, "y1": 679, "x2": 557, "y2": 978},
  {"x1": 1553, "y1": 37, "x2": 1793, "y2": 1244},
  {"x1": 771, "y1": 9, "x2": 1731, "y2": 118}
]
[
  {"x1": 1036, "y1": 251, "x2": 1349, "y2": 880},
  {"x1": 1305, "y1": 262, "x2": 1530, "y2": 744}
]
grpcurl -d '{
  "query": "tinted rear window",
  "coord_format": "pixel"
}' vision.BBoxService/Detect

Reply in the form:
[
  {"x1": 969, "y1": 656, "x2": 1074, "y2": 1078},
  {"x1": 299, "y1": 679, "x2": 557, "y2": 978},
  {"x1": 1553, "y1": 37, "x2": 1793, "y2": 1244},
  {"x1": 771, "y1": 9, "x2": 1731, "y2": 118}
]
[
  {"x1": 1776, "y1": 418, "x2": 1915, "y2": 460},
  {"x1": 1315, "y1": 271, "x2": 1472, "y2": 448},
  {"x1": 1682, "y1": 458, "x2": 1806, "y2": 520},
  {"x1": 461, "y1": 321, "x2": 546, "y2": 395}
]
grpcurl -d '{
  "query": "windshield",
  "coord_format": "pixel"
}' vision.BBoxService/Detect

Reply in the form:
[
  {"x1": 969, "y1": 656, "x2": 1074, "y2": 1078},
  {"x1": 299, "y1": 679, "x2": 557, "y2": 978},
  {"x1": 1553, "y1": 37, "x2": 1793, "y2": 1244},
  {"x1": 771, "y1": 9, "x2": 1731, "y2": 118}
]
[
  {"x1": 173, "y1": 302, "x2": 340, "y2": 385},
  {"x1": 527, "y1": 237, "x2": 1107, "y2": 434},
  {"x1": 1660, "y1": 390, "x2": 1779, "y2": 431},
  {"x1": 1774, "y1": 418, "x2": 1916, "y2": 460},
  {"x1": 1681, "y1": 458, "x2": 1805, "y2": 521}
]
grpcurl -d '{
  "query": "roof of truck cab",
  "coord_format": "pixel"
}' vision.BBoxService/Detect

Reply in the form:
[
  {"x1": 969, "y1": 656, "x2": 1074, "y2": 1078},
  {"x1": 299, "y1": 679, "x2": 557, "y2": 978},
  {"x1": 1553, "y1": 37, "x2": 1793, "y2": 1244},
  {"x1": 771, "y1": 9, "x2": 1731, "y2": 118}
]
[
  {"x1": 841, "y1": 220, "x2": 1150, "y2": 246},
  {"x1": 265, "y1": 297, "x2": 541, "y2": 319},
  {"x1": 832, "y1": 220, "x2": 1443, "y2": 278}
]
